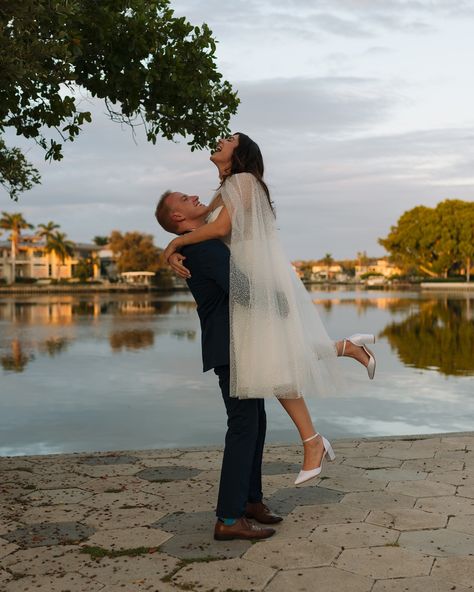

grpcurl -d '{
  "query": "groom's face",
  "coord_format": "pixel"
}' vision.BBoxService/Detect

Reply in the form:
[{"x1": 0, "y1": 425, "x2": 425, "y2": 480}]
[{"x1": 166, "y1": 192, "x2": 209, "y2": 226}]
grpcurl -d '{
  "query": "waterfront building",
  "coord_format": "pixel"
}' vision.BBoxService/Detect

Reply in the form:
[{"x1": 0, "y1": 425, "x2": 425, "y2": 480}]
[
  {"x1": 0, "y1": 236, "x2": 101, "y2": 283},
  {"x1": 96, "y1": 247, "x2": 117, "y2": 280},
  {"x1": 311, "y1": 263, "x2": 346, "y2": 281},
  {"x1": 119, "y1": 271, "x2": 155, "y2": 285},
  {"x1": 355, "y1": 258, "x2": 402, "y2": 280}
]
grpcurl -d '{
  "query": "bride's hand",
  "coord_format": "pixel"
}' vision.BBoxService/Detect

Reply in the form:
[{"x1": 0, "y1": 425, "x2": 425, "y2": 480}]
[
  {"x1": 163, "y1": 237, "x2": 183, "y2": 263},
  {"x1": 169, "y1": 253, "x2": 191, "y2": 279}
]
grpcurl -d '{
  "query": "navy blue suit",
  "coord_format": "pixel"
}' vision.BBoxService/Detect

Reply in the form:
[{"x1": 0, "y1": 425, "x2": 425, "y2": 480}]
[{"x1": 182, "y1": 239, "x2": 266, "y2": 518}]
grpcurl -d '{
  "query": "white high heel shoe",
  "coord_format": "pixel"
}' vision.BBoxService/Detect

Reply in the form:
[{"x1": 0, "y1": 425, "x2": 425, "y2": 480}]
[
  {"x1": 294, "y1": 432, "x2": 336, "y2": 485},
  {"x1": 341, "y1": 333, "x2": 376, "y2": 380}
]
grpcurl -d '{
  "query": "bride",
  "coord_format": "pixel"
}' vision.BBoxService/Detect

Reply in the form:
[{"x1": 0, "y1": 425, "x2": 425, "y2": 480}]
[{"x1": 163, "y1": 132, "x2": 376, "y2": 485}]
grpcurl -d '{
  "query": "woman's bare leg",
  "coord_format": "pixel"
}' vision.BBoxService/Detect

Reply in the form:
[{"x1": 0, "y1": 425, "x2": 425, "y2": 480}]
[
  {"x1": 277, "y1": 341, "x2": 370, "y2": 471},
  {"x1": 335, "y1": 339, "x2": 369, "y2": 365},
  {"x1": 277, "y1": 397, "x2": 325, "y2": 470},
  {"x1": 278, "y1": 340, "x2": 369, "y2": 471}
]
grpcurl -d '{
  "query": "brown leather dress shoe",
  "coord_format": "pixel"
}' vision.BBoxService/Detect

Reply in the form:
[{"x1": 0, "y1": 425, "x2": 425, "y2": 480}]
[
  {"x1": 244, "y1": 501, "x2": 283, "y2": 524},
  {"x1": 214, "y1": 517, "x2": 276, "y2": 541}
]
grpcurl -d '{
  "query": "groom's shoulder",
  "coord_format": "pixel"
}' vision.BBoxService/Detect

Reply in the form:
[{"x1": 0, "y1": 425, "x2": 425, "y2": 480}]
[{"x1": 182, "y1": 239, "x2": 228, "y2": 257}]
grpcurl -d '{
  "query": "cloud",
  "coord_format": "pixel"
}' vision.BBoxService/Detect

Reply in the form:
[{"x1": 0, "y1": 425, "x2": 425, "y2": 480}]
[
  {"x1": 174, "y1": 0, "x2": 474, "y2": 41},
  {"x1": 2, "y1": 1, "x2": 473, "y2": 261},
  {"x1": 310, "y1": 13, "x2": 373, "y2": 38},
  {"x1": 232, "y1": 77, "x2": 396, "y2": 135},
  {"x1": 267, "y1": 127, "x2": 474, "y2": 194},
  {"x1": 2, "y1": 82, "x2": 473, "y2": 260}
]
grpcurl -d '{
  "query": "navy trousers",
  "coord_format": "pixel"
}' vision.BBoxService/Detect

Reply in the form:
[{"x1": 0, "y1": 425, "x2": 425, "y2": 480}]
[{"x1": 213, "y1": 365, "x2": 266, "y2": 518}]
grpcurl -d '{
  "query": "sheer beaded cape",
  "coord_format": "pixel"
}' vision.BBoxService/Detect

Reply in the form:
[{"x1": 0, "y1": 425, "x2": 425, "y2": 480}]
[{"x1": 214, "y1": 172, "x2": 344, "y2": 400}]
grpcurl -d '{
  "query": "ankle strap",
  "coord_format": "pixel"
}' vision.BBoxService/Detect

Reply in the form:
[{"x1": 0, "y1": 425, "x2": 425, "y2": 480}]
[
  {"x1": 341, "y1": 338, "x2": 347, "y2": 356},
  {"x1": 303, "y1": 432, "x2": 320, "y2": 443}
]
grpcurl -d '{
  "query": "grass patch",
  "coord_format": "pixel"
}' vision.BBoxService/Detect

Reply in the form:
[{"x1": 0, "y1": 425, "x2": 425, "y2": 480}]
[
  {"x1": 149, "y1": 479, "x2": 172, "y2": 483},
  {"x1": 161, "y1": 556, "x2": 223, "y2": 583},
  {"x1": 103, "y1": 487, "x2": 125, "y2": 493},
  {"x1": 80, "y1": 545, "x2": 159, "y2": 560},
  {"x1": 384, "y1": 541, "x2": 400, "y2": 547}
]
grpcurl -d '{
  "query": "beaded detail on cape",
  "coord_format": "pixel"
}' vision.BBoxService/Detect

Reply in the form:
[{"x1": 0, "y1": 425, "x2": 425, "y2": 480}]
[{"x1": 213, "y1": 173, "x2": 343, "y2": 399}]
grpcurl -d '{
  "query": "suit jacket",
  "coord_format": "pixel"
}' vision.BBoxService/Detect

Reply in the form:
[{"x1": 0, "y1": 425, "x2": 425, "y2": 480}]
[{"x1": 182, "y1": 239, "x2": 230, "y2": 372}]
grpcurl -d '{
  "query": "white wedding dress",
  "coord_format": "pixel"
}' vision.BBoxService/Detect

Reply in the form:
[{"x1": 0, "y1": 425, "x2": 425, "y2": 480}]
[{"x1": 206, "y1": 173, "x2": 343, "y2": 400}]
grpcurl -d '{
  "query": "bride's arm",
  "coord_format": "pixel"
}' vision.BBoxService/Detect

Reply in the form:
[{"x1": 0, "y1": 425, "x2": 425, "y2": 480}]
[{"x1": 163, "y1": 206, "x2": 231, "y2": 264}]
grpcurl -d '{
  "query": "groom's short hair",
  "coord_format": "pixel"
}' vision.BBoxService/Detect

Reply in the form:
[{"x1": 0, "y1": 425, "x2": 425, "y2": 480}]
[{"x1": 155, "y1": 190, "x2": 177, "y2": 233}]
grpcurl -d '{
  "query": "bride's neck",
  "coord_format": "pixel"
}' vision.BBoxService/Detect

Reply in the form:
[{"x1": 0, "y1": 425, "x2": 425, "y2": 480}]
[{"x1": 216, "y1": 162, "x2": 231, "y2": 180}]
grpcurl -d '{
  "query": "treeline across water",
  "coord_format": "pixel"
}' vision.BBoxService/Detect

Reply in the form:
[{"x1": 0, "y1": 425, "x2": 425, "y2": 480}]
[{"x1": 380, "y1": 199, "x2": 474, "y2": 280}]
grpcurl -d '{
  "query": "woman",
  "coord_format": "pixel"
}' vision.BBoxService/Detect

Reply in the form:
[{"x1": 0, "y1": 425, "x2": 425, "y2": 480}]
[{"x1": 163, "y1": 133, "x2": 376, "y2": 485}]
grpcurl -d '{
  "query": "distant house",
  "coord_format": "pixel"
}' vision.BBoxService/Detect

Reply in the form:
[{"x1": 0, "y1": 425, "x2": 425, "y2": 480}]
[
  {"x1": 119, "y1": 271, "x2": 155, "y2": 285},
  {"x1": 0, "y1": 237, "x2": 100, "y2": 282},
  {"x1": 311, "y1": 263, "x2": 345, "y2": 281},
  {"x1": 291, "y1": 262, "x2": 304, "y2": 279},
  {"x1": 97, "y1": 247, "x2": 117, "y2": 280},
  {"x1": 292, "y1": 260, "x2": 351, "y2": 282},
  {"x1": 355, "y1": 258, "x2": 402, "y2": 280}
]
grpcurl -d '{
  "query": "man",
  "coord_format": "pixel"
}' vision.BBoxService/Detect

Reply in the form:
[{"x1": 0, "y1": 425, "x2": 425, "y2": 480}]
[{"x1": 155, "y1": 190, "x2": 282, "y2": 541}]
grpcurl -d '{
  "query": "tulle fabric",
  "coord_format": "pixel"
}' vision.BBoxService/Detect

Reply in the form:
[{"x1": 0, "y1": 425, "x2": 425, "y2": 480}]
[{"x1": 215, "y1": 172, "x2": 344, "y2": 400}]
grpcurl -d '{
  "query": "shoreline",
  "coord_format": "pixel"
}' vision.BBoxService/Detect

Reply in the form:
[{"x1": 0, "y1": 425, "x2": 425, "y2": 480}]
[
  {"x1": 1, "y1": 281, "x2": 473, "y2": 294},
  {"x1": 2, "y1": 429, "x2": 472, "y2": 460},
  {"x1": 0, "y1": 284, "x2": 188, "y2": 294}
]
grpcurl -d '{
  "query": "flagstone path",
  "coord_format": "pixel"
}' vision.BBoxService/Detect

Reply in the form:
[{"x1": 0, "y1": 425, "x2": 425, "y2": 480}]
[{"x1": 1, "y1": 432, "x2": 473, "y2": 591}]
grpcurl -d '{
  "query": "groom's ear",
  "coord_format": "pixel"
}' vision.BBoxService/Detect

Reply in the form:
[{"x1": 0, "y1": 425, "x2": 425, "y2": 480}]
[{"x1": 170, "y1": 212, "x2": 185, "y2": 223}]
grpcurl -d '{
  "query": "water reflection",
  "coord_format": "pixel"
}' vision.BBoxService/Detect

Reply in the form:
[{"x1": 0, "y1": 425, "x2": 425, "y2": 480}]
[
  {"x1": 381, "y1": 297, "x2": 474, "y2": 376},
  {"x1": 171, "y1": 330, "x2": 197, "y2": 341},
  {"x1": 313, "y1": 296, "x2": 416, "y2": 315},
  {"x1": 0, "y1": 296, "x2": 198, "y2": 373},
  {"x1": 0, "y1": 296, "x2": 195, "y2": 323},
  {"x1": 109, "y1": 329, "x2": 155, "y2": 351},
  {"x1": 1, "y1": 294, "x2": 474, "y2": 376},
  {"x1": 38, "y1": 337, "x2": 71, "y2": 357},
  {"x1": 1, "y1": 290, "x2": 473, "y2": 454},
  {"x1": 1, "y1": 336, "x2": 72, "y2": 373},
  {"x1": 1, "y1": 339, "x2": 33, "y2": 373}
]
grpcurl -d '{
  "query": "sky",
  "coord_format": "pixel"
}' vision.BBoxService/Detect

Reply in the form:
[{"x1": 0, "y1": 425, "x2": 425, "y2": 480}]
[{"x1": 2, "y1": 0, "x2": 474, "y2": 260}]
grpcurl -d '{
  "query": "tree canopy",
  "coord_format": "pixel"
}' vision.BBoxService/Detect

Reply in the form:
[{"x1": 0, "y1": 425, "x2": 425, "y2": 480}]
[
  {"x1": 108, "y1": 229, "x2": 164, "y2": 272},
  {"x1": 379, "y1": 199, "x2": 474, "y2": 280},
  {"x1": 1, "y1": 0, "x2": 239, "y2": 199}
]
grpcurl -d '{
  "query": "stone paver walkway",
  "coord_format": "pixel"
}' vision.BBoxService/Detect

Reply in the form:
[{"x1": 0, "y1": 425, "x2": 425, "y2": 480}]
[{"x1": 1, "y1": 432, "x2": 473, "y2": 591}]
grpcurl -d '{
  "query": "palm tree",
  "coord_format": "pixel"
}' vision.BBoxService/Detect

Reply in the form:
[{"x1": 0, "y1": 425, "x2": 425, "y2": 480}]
[
  {"x1": 322, "y1": 253, "x2": 334, "y2": 280},
  {"x1": 357, "y1": 250, "x2": 370, "y2": 267},
  {"x1": 73, "y1": 252, "x2": 100, "y2": 282},
  {"x1": 93, "y1": 235, "x2": 109, "y2": 246},
  {"x1": 44, "y1": 231, "x2": 75, "y2": 280},
  {"x1": 0, "y1": 212, "x2": 34, "y2": 283},
  {"x1": 37, "y1": 221, "x2": 60, "y2": 242}
]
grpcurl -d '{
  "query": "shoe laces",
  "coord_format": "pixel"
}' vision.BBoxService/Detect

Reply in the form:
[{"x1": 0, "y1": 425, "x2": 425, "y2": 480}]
[{"x1": 242, "y1": 517, "x2": 261, "y2": 531}]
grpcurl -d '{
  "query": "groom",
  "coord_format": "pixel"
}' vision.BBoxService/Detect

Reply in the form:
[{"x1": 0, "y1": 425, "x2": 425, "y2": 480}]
[{"x1": 155, "y1": 190, "x2": 282, "y2": 541}]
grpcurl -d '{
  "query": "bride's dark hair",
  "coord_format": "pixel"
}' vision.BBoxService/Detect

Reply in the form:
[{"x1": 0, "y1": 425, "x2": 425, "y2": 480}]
[{"x1": 222, "y1": 132, "x2": 275, "y2": 214}]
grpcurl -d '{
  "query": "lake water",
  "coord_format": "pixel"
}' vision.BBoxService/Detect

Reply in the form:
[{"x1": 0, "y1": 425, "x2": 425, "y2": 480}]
[{"x1": 1, "y1": 289, "x2": 473, "y2": 456}]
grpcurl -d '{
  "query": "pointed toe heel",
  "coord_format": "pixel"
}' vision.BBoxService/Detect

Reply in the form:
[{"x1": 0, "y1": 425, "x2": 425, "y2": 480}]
[
  {"x1": 341, "y1": 333, "x2": 377, "y2": 380},
  {"x1": 294, "y1": 433, "x2": 336, "y2": 486}
]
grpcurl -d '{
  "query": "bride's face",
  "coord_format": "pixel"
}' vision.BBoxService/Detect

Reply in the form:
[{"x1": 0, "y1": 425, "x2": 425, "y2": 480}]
[{"x1": 210, "y1": 134, "x2": 239, "y2": 166}]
